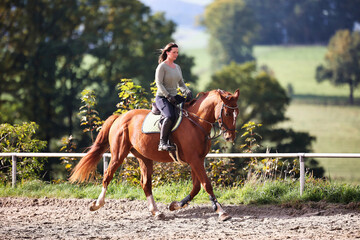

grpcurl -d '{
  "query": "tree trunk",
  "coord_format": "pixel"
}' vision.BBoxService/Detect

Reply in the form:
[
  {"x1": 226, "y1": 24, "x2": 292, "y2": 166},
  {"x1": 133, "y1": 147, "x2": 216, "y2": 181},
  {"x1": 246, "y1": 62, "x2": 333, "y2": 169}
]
[{"x1": 349, "y1": 80, "x2": 354, "y2": 105}]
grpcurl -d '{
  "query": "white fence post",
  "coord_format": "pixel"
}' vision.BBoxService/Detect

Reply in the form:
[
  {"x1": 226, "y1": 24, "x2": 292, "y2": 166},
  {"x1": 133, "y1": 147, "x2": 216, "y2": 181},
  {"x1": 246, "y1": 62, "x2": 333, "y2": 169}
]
[
  {"x1": 299, "y1": 154, "x2": 305, "y2": 196},
  {"x1": 12, "y1": 155, "x2": 17, "y2": 188},
  {"x1": 1, "y1": 152, "x2": 360, "y2": 191}
]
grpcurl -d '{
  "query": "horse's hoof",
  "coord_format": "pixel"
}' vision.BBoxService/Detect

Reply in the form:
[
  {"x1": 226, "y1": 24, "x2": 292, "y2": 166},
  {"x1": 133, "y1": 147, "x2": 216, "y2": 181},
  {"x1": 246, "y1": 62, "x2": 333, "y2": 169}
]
[
  {"x1": 154, "y1": 212, "x2": 166, "y2": 220},
  {"x1": 89, "y1": 201, "x2": 97, "y2": 211},
  {"x1": 169, "y1": 201, "x2": 180, "y2": 211},
  {"x1": 89, "y1": 200, "x2": 103, "y2": 211},
  {"x1": 219, "y1": 212, "x2": 232, "y2": 222}
]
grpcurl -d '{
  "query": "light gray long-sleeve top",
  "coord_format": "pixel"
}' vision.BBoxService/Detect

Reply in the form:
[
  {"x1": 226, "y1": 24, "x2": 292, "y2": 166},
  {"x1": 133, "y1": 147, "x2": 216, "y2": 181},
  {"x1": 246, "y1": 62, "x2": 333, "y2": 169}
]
[{"x1": 155, "y1": 62, "x2": 190, "y2": 97}]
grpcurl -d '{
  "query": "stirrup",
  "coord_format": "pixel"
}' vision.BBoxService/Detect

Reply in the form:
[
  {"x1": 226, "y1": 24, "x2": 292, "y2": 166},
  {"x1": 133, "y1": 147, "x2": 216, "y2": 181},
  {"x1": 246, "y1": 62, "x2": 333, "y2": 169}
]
[{"x1": 158, "y1": 142, "x2": 176, "y2": 151}]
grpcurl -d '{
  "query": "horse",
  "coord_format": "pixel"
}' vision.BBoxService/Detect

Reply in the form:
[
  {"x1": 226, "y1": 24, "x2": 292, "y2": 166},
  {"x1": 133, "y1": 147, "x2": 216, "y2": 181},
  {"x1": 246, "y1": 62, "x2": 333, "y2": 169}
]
[{"x1": 69, "y1": 89, "x2": 240, "y2": 221}]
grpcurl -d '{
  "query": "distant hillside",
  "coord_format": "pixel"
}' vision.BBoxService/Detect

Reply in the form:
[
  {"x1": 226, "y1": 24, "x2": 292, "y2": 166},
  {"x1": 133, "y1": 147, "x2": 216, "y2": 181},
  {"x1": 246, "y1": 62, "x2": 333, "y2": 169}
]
[{"x1": 141, "y1": 0, "x2": 205, "y2": 29}]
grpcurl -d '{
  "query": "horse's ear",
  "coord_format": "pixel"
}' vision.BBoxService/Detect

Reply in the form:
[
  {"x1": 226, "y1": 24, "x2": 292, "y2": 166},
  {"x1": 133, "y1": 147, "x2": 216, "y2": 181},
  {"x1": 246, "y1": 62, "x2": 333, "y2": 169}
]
[
  {"x1": 196, "y1": 92, "x2": 206, "y2": 98},
  {"x1": 233, "y1": 89, "x2": 240, "y2": 99},
  {"x1": 218, "y1": 89, "x2": 228, "y2": 101}
]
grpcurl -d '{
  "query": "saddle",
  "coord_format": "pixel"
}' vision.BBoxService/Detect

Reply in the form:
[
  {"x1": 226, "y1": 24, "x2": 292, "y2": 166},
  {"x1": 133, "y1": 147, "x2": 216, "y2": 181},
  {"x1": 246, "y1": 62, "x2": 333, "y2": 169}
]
[
  {"x1": 141, "y1": 102, "x2": 183, "y2": 134},
  {"x1": 142, "y1": 102, "x2": 186, "y2": 165}
]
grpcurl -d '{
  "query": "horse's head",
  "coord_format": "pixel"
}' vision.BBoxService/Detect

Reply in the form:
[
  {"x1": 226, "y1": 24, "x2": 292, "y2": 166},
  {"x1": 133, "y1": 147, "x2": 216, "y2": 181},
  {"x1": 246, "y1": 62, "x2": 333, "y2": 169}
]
[{"x1": 215, "y1": 89, "x2": 240, "y2": 142}]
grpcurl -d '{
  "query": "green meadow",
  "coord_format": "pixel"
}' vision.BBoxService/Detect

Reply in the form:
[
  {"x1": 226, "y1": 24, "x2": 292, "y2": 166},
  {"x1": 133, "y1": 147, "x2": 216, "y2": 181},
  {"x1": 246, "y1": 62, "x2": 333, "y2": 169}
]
[
  {"x1": 279, "y1": 103, "x2": 360, "y2": 183},
  {"x1": 183, "y1": 45, "x2": 360, "y2": 183}
]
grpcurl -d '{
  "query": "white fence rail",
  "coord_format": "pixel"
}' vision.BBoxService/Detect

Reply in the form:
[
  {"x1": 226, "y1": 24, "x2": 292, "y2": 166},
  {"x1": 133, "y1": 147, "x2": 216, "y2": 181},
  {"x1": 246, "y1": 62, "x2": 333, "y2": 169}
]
[{"x1": 1, "y1": 152, "x2": 360, "y2": 195}]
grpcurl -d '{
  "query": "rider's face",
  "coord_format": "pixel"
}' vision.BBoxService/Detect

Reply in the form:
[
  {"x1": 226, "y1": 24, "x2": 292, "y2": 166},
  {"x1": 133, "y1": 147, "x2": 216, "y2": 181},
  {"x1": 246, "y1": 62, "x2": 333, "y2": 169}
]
[{"x1": 167, "y1": 47, "x2": 178, "y2": 62}]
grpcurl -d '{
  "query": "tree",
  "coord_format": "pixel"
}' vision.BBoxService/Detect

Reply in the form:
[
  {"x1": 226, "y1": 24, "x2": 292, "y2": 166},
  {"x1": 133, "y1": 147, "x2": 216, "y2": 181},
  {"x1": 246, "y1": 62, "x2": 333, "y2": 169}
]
[
  {"x1": 208, "y1": 62, "x2": 289, "y2": 127},
  {"x1": 207, "y1": 63, "x2": 314, "y2": 151},
  {"x1": 207, "y1": 61, "x2": 323, "y2": 176},
  {"x1": 0, "y1": 0, "x2": 197, "y2": 150},
  {"x1": 202, "y1": 0, "x2": 260, "y2": 69},
  {"x1": 316, "y1": 30, "x2": 360, "y2": 105},
  {"x1": 247, "y1": 0, "x2": 360, "y2": 44}
]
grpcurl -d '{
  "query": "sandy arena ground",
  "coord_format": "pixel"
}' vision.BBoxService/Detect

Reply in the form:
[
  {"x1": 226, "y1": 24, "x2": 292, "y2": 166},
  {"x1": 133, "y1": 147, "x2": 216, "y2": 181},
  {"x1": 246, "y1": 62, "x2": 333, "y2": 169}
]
[{"x1": 1, "y1": 197, "x2": 360, "y2": 239}]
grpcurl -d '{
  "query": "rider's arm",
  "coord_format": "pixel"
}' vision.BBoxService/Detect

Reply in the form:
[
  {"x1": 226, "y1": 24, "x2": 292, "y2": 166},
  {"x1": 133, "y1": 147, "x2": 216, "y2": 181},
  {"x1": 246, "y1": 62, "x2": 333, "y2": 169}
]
[
  {"x1": 155, "y1": 64, "x2": 170, "y2": 97},
  {"x1": 176, "y1": 65, "x2": 191, "y2": 96}
]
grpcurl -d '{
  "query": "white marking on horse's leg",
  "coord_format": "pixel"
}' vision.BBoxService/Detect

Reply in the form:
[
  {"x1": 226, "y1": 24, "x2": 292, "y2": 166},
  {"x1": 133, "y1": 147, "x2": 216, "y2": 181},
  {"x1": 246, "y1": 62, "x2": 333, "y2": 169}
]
[
  {"x1": 146, "y1": 195, "x2": 165, "y2": 219},
  {"x1": 146, "y1": 195, "x2": 159, "y2": 215},
  {"x1": 90, "y1": 186, "x2": 107, "y2": 211},
  {"x1": 215, "y1": 202, "x2": 232, "y2": 221},
  {"x1": 96, "y1": 186, "x2": 107, "y2": 206},
  {"x1": 215, "y1": 202, "x2": 225, "y2": 214}
]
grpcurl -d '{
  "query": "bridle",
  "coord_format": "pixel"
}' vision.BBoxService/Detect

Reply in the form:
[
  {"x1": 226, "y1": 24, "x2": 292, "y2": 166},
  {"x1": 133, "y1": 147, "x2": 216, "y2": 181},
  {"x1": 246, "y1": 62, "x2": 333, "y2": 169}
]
[
  {"x1": 181, "y1": 101, "x2": 238, "y2": 141},
  {"x1": 217, "y1": 103, "x2": 238, "y2": 133}
]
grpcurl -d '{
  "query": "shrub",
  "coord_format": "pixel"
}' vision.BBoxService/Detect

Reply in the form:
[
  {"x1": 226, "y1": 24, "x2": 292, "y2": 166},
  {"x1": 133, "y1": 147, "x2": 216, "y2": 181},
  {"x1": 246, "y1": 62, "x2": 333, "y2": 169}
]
[
  {"x1": 79, "y1": 89, "x2": 104, "y2": 142},
  {"x1": 0, "y1": 122, "x2": 47, "y2": 183}
]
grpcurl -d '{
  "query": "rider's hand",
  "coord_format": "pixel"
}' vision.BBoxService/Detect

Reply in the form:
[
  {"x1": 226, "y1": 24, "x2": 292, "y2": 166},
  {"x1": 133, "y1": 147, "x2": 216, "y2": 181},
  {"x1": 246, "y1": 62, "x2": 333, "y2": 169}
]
[{"x1": 166, "y1": 95, "x2": 177, "y2": 105}]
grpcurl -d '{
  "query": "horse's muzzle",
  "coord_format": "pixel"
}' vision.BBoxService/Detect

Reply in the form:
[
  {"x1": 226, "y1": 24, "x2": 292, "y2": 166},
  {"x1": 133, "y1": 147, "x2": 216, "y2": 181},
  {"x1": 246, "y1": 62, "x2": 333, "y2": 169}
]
[{"x1": 224, "y1": 132, "x2": 235, "y2": 142}]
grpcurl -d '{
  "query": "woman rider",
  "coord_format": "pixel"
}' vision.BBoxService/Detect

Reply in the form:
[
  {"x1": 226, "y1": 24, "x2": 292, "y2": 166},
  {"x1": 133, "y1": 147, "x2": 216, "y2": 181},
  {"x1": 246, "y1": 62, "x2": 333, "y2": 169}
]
[{"x1": 155, "y1": 42, "x2": 192, "y2": 151}]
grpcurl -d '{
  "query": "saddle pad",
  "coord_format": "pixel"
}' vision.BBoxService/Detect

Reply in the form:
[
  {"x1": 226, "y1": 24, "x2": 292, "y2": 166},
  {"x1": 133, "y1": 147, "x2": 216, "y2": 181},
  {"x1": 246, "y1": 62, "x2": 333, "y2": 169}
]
[{"x1": 142, "y1": 110, "x2": 183, "y2": 134}]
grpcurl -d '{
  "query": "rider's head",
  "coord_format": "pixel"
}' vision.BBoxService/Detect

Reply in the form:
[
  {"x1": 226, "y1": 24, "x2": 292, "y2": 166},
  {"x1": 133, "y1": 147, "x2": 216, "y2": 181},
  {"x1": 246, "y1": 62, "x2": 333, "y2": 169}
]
[{"x1": 158, "y1": 42, "x2": 178, "y2": 64}]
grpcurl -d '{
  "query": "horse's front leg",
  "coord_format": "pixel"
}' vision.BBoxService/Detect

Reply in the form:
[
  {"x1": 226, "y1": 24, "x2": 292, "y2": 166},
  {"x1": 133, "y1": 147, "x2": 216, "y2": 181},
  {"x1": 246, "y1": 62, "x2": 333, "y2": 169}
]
[
  {"x1": 191, "y1": 159, "x2": 231, "y2": 221},
  {"x1": 209, "y1": 195, "x2": 231, "y2": 221},
  {"x1": 169, "y1": 169, "x2": 200, "y2": 211}
]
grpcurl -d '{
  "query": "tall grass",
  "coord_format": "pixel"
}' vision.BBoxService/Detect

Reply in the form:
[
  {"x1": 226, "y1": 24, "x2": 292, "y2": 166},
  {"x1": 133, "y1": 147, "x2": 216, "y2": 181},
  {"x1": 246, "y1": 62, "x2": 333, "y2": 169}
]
[{"x1": 1, "y1": 179, "x2": 359, "y2": 205}]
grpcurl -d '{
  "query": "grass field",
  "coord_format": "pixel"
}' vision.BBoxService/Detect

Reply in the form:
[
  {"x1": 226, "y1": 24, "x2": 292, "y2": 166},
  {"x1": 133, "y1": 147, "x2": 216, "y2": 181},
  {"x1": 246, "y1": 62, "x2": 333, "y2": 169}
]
[
  {"x1": 183, "y1": 45, "x2": 360, "y2": 183},
  {"x1": 185, "y1": 45, "x2": 360, "y2": 98},
  {"x1": 278, "y1": 103, "x2": 360, "y2": 183}
]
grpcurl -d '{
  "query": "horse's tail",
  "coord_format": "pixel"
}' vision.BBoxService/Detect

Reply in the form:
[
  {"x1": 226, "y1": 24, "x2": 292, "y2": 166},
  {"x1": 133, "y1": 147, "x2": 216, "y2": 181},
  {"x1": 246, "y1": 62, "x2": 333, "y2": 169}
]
[{"x1": 69, "y1": 114, "x2": 120, "y2": 183}]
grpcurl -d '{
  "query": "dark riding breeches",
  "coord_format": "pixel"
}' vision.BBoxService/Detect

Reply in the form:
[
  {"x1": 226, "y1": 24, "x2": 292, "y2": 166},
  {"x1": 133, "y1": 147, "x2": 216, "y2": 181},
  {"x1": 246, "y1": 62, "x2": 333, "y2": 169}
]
[{"x1": 155, "y1": 95, "x2": 185, "y2": 123}]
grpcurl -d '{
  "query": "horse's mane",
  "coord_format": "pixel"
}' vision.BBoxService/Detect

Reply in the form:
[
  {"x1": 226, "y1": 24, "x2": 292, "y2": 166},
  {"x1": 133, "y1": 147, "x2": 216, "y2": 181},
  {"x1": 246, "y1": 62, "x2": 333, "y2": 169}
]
[{"x1": 184, "y1": 91, "x2": 210, "y2": 108}]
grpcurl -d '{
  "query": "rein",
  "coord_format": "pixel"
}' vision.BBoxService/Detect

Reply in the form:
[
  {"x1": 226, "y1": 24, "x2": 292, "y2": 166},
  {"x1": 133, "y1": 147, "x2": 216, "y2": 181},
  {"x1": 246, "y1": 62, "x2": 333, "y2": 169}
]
[
  {"x1": 180, "y1": 102, "x2": 238, "y2": 141},
  {"x1": 181, "y1": 108, "x2": 221, "y2": 141}
]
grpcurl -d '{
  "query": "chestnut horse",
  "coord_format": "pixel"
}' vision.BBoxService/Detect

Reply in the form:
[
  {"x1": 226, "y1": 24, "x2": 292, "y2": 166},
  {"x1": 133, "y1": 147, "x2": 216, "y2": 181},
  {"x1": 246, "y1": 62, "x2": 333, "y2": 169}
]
[{"x1": 70, "y1": 89, "x2": 239, "y2": 221}]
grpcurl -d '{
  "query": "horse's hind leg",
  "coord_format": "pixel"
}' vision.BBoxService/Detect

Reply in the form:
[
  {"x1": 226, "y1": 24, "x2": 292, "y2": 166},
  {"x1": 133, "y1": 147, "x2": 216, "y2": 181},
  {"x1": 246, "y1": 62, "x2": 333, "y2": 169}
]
[
  {"x1": 137, "y1": 156, "x2": 165, "y2": 220},
  {"x1": 90, "y1": 127, "x2": 130, "y2": 211}
]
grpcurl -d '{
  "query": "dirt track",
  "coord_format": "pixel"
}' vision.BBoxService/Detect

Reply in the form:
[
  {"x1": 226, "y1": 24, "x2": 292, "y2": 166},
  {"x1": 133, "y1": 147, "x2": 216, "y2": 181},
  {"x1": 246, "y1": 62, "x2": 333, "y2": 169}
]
[{"x1": 1, "y1": 197, "x2": 360, "y2": 240}]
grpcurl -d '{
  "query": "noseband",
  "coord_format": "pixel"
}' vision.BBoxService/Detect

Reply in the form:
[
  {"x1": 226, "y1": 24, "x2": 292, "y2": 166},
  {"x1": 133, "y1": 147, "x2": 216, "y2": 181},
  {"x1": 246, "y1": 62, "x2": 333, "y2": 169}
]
[{"x1": 217, "y1": 103, "x2": 238, "y2": 133}]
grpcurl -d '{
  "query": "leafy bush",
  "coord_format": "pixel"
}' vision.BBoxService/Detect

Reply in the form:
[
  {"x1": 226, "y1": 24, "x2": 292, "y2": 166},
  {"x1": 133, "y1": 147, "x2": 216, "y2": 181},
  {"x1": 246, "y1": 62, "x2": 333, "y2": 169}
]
[
  {"x1": 59, "y1": 135, "x2": 78, "y2": 172},
  {"x1": 114, "y1": 78, "x2": 151, "y2": 114},
  {"x1": 79, "y1": 89, "x2": 104, "y2": 142},
  {"x1": 0, "y1": 122, "x2": 47, "y2": 183},
  {"x1": 110, "y1": 158, "x2": 191, "y2": 187}
]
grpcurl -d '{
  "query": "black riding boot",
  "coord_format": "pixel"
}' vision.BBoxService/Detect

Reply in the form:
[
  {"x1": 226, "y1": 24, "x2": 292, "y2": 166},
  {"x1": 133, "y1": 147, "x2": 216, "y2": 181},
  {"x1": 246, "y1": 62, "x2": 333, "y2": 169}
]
[{"x1": 158, "y1": 118, "x2": 176, "y2": 151}]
